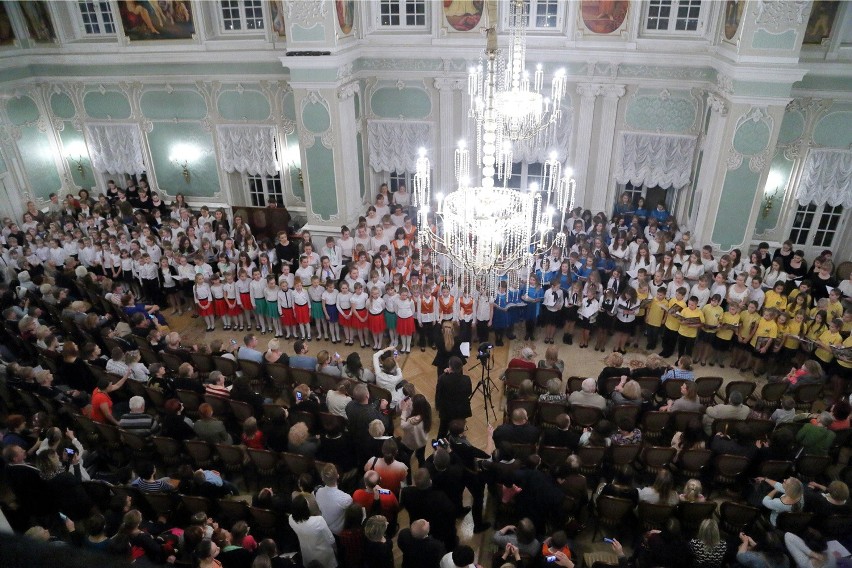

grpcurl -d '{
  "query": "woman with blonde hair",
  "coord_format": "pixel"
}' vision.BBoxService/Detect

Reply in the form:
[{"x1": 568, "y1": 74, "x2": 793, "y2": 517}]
[
  {"x1": 363, "y1": 515, "x2": 393, "y2": 567},
  {"x1": 431, "y1": 320, "x2": 464, "y2": 380},
  {"x1": 611, "y1": 378, "x2": 642, "y2": 406},
  {"x1": 680, "y1": 479, "x2": 705, "y2": 502},
  {"x1": 689, "y1": 519, "x2": 726, "y2": 568},
  {"x1": 288, "y1": 421, "x2": 319, "y2": 458},
  {"x1": 537, "y1": 345, "x2": 565, "y2": 375},
  {"x1": 757, "y1": 476, "x2": 804, "y2": 527},
  {"x1": 661, "y1": 381, "x2": 703, "y2": 413}
]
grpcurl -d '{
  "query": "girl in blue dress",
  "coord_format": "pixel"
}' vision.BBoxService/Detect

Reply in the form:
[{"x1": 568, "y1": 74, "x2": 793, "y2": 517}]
[
  {"x1": 521, "y1": 274, "x2": 544, "y2": 341},
  {"x1": 491, "y1": 280, "x2": 511, "y2": 346}
]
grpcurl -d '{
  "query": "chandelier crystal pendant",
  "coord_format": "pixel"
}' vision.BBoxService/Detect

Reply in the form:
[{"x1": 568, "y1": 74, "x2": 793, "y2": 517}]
[{"x1": 413, "y1": 1, "x2": 574, "y2": 298}]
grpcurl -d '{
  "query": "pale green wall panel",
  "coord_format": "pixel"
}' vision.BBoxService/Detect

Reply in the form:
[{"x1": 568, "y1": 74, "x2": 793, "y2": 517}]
[
  {"x1": 290, "y1": 23, "x2": 325, "y2": 42},
  {"x1": 777, "y1": 110, "x2": 804, "y2": 144},
  {"x1": 147, "y1": 123, "x2": 220, "y2": 198},
  {"x1": 50, "y1": 92, "x2": 76, "y2": 119},
  {"x1": 6, "y1": 96, "x2": 40, "y2": 125},
  {"x1": 84, "y1": 91, "x2": 131, "y2": 119},
  {"x1": 302, "y1": 101, "x2": 330, "y2": 133},
  {"x1": 733, "y1": 120, "x2": 770, "y2": 155},
  {"x1": 712, "y1": 165, "x2": 760, "y2": 248},
  {"x1": 0, "y1": 151, "x2": 6, "y2": 174},
  {"x1": 813, "y1": 112, "x2": 852, "y2": 148},
  {"x1": 59, "y1": 125, "x2": 90, "y2": 188},
  {"x1": 283, "y1": 91, "x2": 296, "y2": 121},
  {"x1": 217, "y1": 90, "x2": 271, "y2": 121},
  {"x1": 18, "y1": 125, "x2": 62, "y2": 199},
  {"x1": 141, "y1": 90, "x2": 207, "y2": 120},
  {"x1": 755, "y1": 153, "x2": 793, "y2": 234},
  {"x1": 371, "y1": 87, "x2": 431, "y2": 119},
  {"x1": 752, "y1": 29, "x2": 797, "y2": 50},
  {"x1": 305, "y1": 144, "x2": 338, "y2": 220},
  {"x1": 624, "y1": 95, "x2": 696, "y2": 133}
]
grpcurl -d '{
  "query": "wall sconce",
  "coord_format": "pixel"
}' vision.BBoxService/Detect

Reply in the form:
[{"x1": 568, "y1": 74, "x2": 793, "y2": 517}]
[
  {"x1": 762, "y1": 172, "x2": 782, "y2": 219},
  {"x1": 64, "y1": 140, "x2": 88, "y2": 179},
  {"x1": 169, "y1": 143, "x2": 200, "y2": 184}
]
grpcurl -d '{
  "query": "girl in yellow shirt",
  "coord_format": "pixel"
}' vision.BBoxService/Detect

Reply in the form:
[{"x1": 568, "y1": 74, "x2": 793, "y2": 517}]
[
  {"x1": 644, "y1": 288, "x2": 668, "y2": 351},
  {"x1": 695, "y1": 294, "x2": 723, "y2": 366},
  {"x1": 803, "y1": 310, "x2": 828, "y2": 359},
  {"x1": 712, "y1": 302, "x2": 742, "y2": 368},
  {"x1": 814, "y1": 318, "x2": 843, "y2": 366},
  {"x1": 732, "y1": 300, "x2": 760, "y2": 370},
  {"x1": 777, "y1": 311, "x2": 804, "y2": 370},
  {"x1": 763, "y1": 282, "x2": 788, "y2": 312},
  {"x1": 747, "y1": 308, "x2": 778, "y2": 376},
  {"x1": 830, "y1": 334, "x2": 852, "y2": 403}
]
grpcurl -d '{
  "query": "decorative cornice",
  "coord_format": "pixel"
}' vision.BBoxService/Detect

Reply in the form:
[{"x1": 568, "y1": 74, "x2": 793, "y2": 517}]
[
  {"x1": 337, "y1": 81, "x2": 360, "y2": 100},
  {"x1": 433, "y1": 77, "x2": 464, "y2": 91},
  {"x1": 707, "y1": 93, "x2": 729, "y2": 117},
  {"x1": 287, "y1": 0, "x2": 328, "y2": 28}
]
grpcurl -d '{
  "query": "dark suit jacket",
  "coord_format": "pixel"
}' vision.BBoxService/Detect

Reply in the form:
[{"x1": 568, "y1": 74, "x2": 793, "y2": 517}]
[
  {"x1": 5, "y1": 463, "x2": 55, "y2": 515},
  {"x1": 435, "y1": 372, "x2": 472, "y2": 421},
  {"x1": 493, "y1": 422, "x2": 541, "y2": 448},
  {"x1": 399, "y1": 486, "x2": 457, "y2": 551},
  {"x1": 541, "y1": 428, "x2": 581, "y2": 451},
  {"x1": 396, "y1": 529, "x2": 446, "y2": 568}
]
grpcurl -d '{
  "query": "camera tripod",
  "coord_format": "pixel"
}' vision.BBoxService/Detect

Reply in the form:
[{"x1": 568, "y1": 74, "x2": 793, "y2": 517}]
[{"x1": 468, "y1": 352, "x2": 498, "y2": 424}]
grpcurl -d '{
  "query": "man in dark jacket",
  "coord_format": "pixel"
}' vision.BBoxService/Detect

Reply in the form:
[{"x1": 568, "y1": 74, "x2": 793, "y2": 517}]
[
  {"x1": 397, "y1": 519, "x2": 446, "y2": 568},
  {"x1": 400, "y1": 469, "x2": 458, "y2": 551},
  {"x1": 345, "y1": 384, "x2": 392, "y2": 465},
  {"x1": 493, "y1": 408, "x2": 541, "y2": 447},
  {"x1": 435, "y1": 357, "x2": 472, "y2": 437}
]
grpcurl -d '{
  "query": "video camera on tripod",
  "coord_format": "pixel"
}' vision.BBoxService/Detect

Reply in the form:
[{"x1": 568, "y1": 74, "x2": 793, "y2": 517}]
[{"x1": 476, "y1": 342, "x2": 493, "y2": 364}]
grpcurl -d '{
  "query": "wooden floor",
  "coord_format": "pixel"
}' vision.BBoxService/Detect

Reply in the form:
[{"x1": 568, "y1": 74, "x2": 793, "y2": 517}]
[{"x1": 173, "y1": 312, "x2": 784, "y2": 566}]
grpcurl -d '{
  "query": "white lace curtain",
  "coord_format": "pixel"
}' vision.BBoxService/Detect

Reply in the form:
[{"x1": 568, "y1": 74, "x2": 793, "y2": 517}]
[
  {"x1": 797, "y1": 148, "x2": 852, "y2": 208},
  {"x1": 216, "y1": 124, "x2": 279, "y2": 176},
  {"x1": 511, "y1": 106, "x2": 573, "y2": 163},
  {"x1": 614, "y1": 131, "x2": 697, "y2": 189},
  {"x1": 84, "y1": 123, "x2": 146, "y2": 175},
  {"x1": 367, "y1": 120, "x2": 433, "y2": 173}
]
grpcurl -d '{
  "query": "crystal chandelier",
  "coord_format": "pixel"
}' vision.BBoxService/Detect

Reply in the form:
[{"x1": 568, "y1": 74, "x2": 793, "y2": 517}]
[{"x1": 412, "y1": 2, "x2": 574, "y2": 297}]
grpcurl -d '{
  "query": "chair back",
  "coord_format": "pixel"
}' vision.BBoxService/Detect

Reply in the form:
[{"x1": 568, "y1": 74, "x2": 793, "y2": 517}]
[
  {"x1": 610, "y1": 444, "x2": 641, "y2": 467},
  {"x1": 635, "y1": 376, "x2": 661, "y2": 396},
  {"x1": 566, "y1": 376, "x2": 584, "y2": 393},
  {"x1": 713, "y1": 454, "x2": 749, "y2": 482},
  {"x1": 534, "y1": 367, "x2": 562, "y2": 392},
  {"x1": 796, "y1": 454, "x2": 831, "y2": 481},
  {"x1": 180, "y1": 494, "x2": 212, "y2": 515},
  {"x1": 263, "y1": 404, "x2": 288, "y2": 421},
  {"x1": 319, "y1": 412, "x2": 347, "y2": 435},
  {"x1": 746, "y1": 418, "x2": 774, "y2": 440},
  {"x1": 203, "y1": 394, "x2": 231, "y2": 417},
  {"x1": 641, "y1": 411, "x2": 670, "y2": 442},
  {"x1": 776, "y1": 512, "x2": 814, "y2": 535},
  {"x1": 367, "y1": 384, "x2": 392, "y2": 405},
  {"x1": 316, "y1": 372, "x2": 342, "y2": 394},
  {"x1": 570, "y1": 405, "x2": 603, "y2": 429},
  {"x1": 758, "y1": 460, "x2": 793, "y2": 480},
  {"x1": 215, "y1": 443, "x2": 248, "y2": 473},
  {"x1": 239, "y1": 359, "x2": 264, "y2": 381},
  {"x1": 672, "y1": 411, "x2": 702, "y2": 433},
  {"x1": 139, "y1": 345, "x2": 161, "y2": 366},
  {"x1": 821, "y1": 514, "x2": 852, "y2": 539},
  {"x1": 506, "y1": 398, "x2": 538, "y2": 424},
  {"x1": 719, "y1": 501, "x2": 761, "y2": 534},
  {"x1": 663, "y1": 379, "x2": 686, "y2": 400},
  {"x1": 712, "y1": 418, "x2": 745, "y2": 436},
  {"x1": 601, "y1": 376, "x2": 622, "y2": 397},
  {"x1": 247, "y1": 448, "x2": 280, "y2": 474},
  {"x1": 289, "y1": 367, "x2": 316, "y2": 389},
  {"x1": 145, "y1": 387, "x2": 167, "y2": 412},
  {"x1": 610, "y1": 405, "x2": 640, "y2": 429},
  {"x1": 176, "y1": 389, "x2": 203, "y2": 415},
  {"x1": 760, "y1": 382, "x2": 789, "y2": 408},
  {"x1": 677, "y1": 501, "x2": 717, "y2": 532},
  {"x1": 248, "y1": 507, "x2": 279, "y2": 537},
  {"x1": 595, "y1": 495, "x2": 634, "y2": 529},
  {"x1": 144, "y1": 492, "x2": 176, "y2": 518},
  {"x1": 151, "y1": 436, "x2": 183, "y2": 465},
  {"x1": 160, "y1": 351, "x2": 185, "y2": 373},
  {"x1": 505, "y1": 442, "x2": 537, "y2": 461},
  {"x1": 637, "y1": 502, "x2": 676, "y2": 530},
  {"x1": 184, "y1": 439, "x2": 215, "y2": 468},
  {"x1": 213, "y1": 356, "x2": 240, "y2": 379},
  {"x1": 289, "y1": 409, "x2": 316, "y2": 431},
  {"x1": 505, "y1": 368, "x2": 534, "y2": 392},
  {"x1": 283, "y1": 452, "x2": 315, "y2": 476},
  {"x1": 537, "y1": 445, "x2": 570, "y2": 469},
  {"x1": 190, "y1": 352, "x2": 215, "y2": 375},
  {"x1": 642, "y1": 446, "x2": 676, "y2": 473},
  {"x1": 694, "y1": 376, "x2": 723, "y2": 405},
  {"x1": 537, "y1": 401, "x2": 567, "y2": 427},
  {"x1": 678, "y1": 449, "x2": 712, "y2": 477},
  {"x1": 793, "y1": 384, "x2": 823, "y2": 411},
  {"x1": 725, "y1": 381, "x2": 756, "y2": 402},
  {"x1": 229, "y1": 399, "x2": 255, "y2": 423},
  {"x1": 217, "y1": 498, "x2": 250, "y2": 523},
  {"x1": 577, "y1": 445, "x2": 607, "y2": 473}
]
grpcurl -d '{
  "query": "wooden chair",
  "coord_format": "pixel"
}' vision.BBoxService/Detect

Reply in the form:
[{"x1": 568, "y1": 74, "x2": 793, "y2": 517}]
[
  {"x1": 642, "y1": 446, "x2": 676, "y2": 476},
  {"x1": 671, "y1": 411, "x2": 702, "y2": 433},
  {"x1": 712, "y1": 454, "x2": 750, "y2": 491},
  {"x1": 793, "y1": 384, "x2": 823, "y2": 412},
  {"x1": 577, "y1": 446, "x2": 607, "y2": 476},
  {"x1": 537, "y1": 445, "x2": 571, "y2": 470},
  {"x1": 566, "y1": 376, "x2": 585, "y2": 394},
  {"x1": 248, "y1": 506, "x2": 279, "y2": 539},
  {"x1": 677, "y1": 449, "x2": 712, "y2": 479},
  {"x1": 719, "y1": 501, "x2": 761, "y2": 535},
  {"x1": 81, "y1": 480, "x2": 114, "y2": 511},
  {"x1": 180, "y1": 494, "x2": 212, "y2": 515},
  {"x1": 592, "y1": 496, "x2": 635, "y2": 539},
  {"x1": 635, "y1": 376, "x2": 661, "y2": 397},
  {"x1": 238, "y1": 359, "x2": 264, "y2": 383},
  {"x1": 712, "y1": 418, "x2": 745, "y2": 436},
  {"x1": 796, "y1": 454, "x2": 831, "y2": 482},
  {"x1": 120, "y1": 430, "x2": 153, "y2": 461},
  {"x1": 506, "y1": 398, "x2": 538, "y2": 424},
  {"x1": 160, "y1": 351, "x2": 185, "y2": 373},
  {"x1": 504, "y1": 368, "x2": 534, "y2": 395},
  {"x1": 505, "y1": 442, "x2": 537, "y2": 461},
  {"x1": 694, "y1": 376, "x2": 723, "y2": 406},
  {"x1": 266, "y1": 363, "x2": 292, "y2": 396},
  {"x1": 677, "y1": 501, "x2": 717, "y2": 534},
  {"x1": 721, "y1": 381, "x2": 756, "y2": 403},
  {"x1": 758, "y1": 460, "x2": 793, "y2": 480},
  {"x1": 776, "y1": 512, "x2": 814, "y2": 535},
  {"x1": 190, "y1": 352, "x2": 216, "y2": 376},
  {"x1": 215, "y1": 443, "x2": 248, "y2": 477},
  {"x1": 746, "y1": 418, "x2": 775, "y2": 440},
  {"x1": 176, "y1": 389, "x2": 203, "y2": 418},
  {"x1": 138, "y1": 344, "x2": 162, "y2": 366},
  {"x1": 637, "y1": 502, "x2": 676, "y2": 531},
  {"x1": 319, "y1": 412, "x2": 347, "y2": 434},
  {"x1": 316, "y1": 372, "x2": 342, "y2": 394},
  {"x1": 151, "y1": 436, "x2": 184, "y2": 466},
  {"x1": 184, "y1": 440, "x2": 215, "y2": 469},
  {"x1": 610, "y1": 444, "x2": 641, "y2": 468},
  {"x1": 289, "y1": 410, "x2": 316, "y2": 431},
  {"x1": 213, "y1": 356, "x2": 241, "y2": 380},
  {"x1": 247, "y1": 448, "x2": 280, "y2": 489},
  {"x1": 663, "y1": 379, "x2": 686, "y2": 401},
  {"x1": 144, "y1": 492, "x2": 177, "y2": 519},
  {"x1": 217, "y1": 498, "x2": 250, "y2": 523},
  {"x1": 534, "y1": 368, "x2": 562, "y2": 392},
  {"x1": 95, "y1": 422, "x2": 124, "y2": 454},
  {"x1": 759, "y1": 382, "x2": 789, "y2": 409},
  {"x1": 288, "y1": 367, "x2": 316, "y2": 389},
  {"x1": 282, "y1": 452, "x2": 315, "y2": 477},
  {"x1": 641, "y1": 411, "x2": 670, "y2": 443},
  {"x1": 145, "y1": 387, "x2": 167, "y2": 413},
  {"x1": 570, "y1": 405, "x2": 603, "y2": 431},
  {"x1": 367, "y1": 384, "x2": 392, "y2": 406},
  {"x1": 610, "y1": 404, "x2": 640, "y2": 429},
  {"x1": 263, "y1": 404, "x2": 288, "y2": 422},
  {"x1": 820, "y1": 514, "x2": 852, "y2": 539},
  {"x1": 600, "y1": 376, "x2": 622, "y2": 397},
  {"x1": 537, "y1": 401, "x2": 568, "y2": 428},
  {"x1": 229, "y1": 399, "x2": 255, "y2": 423}
]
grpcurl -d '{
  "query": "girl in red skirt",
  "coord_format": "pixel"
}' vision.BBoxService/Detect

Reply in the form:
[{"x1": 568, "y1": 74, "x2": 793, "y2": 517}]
[
  {"x1": 395, "y1": 287, "x2": 416, "y2": 353},
  {"x1": 367, "y1": 286, "x2": 386, "y2": 350},
  {"x1": 211, "y1": 274, "x2": 228, "y2": 329},
  {"x1": 223, "y1": 271, "x2": 240, "y2": 331},
  {"x1": 277, "y1": 280, "x2": 296, "y2": 339},
  {"x1": 292, "y1": 279, "x2": 312, "y2": 341},
  {"x1": 337, "y1": 281, "x2": 354, "y2": 346},
  {"x1": 351, "y1": 281, "x2": 369, "y2": 349},
  {"x1": 235, "y1": 269, "x2": 252, "y2": 332},
  {"x1": 194, "y1": 273, "x2": 215, "y2": 332}
]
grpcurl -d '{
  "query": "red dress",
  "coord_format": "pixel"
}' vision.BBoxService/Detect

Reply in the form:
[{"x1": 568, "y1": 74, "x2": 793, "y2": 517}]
[
  {"x1": 197, "y1": 297, "x2": 214, "y2": 317},
  {"x1": 368, "y1": 312, "x2": 386, "y2": 334},
  {"x1": 294, "y1": 302, "x2": 311, "y2": 325},
  {"x1": 212, "y1": 297, "x2": 228, "y2": 317}
]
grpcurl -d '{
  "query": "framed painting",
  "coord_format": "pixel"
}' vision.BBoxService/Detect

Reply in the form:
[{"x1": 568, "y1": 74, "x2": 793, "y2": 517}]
[
  {"x1": 581, "y1": 0, "x2": 629, "y2": 35},
  {"x1": 443, "y1": 0, "x2": 483, "y2": 32},
  {"x1": 0, "y1": 2, "x2": 16, "y2": 46},
  {"x1": 19, "y1": 0, "x2": 55, "y2": 43},
  {"x1": 723, "y1": 0, "x2": 743, "y2": 41},
  {"x1": 271, "y1": 0, "x2": 285, "y2": 38},
  {"x1": 119, "y1": 0, "x2": 194, "y2": 41},
  {"x1": 804, "y1": 0, "x2": 839, "y2": 44},
  {"x1": 336, "y1": 0, "x2": 354, "y2": 35}
]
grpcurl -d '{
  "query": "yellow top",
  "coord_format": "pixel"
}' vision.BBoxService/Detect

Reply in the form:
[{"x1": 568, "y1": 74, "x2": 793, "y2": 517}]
[
  {"x1": 814, "y1": 329, "x2": 842, "y2": 363},
  {"x1": 805, "y1": 322, "x2": 827, "y2": 342},
  {"x1": 837, "y1": 334, "x2": 852, "y2": 369},
  {"x1": 739, "y1": 310, "x2": 761, "y2": 342},
  {"x1": 677, "y1": 306, "x2": 705, "y2": 338},
  {"x1": 637, "y1": 290, "x2": 650, "y2": 317},
  {"x1": 645, "y1": 297, "x2": 667, "y2": 327},
  {"x1": 750, "y1": 317, "x2": 778, "y2": 349},
  {"x1": 702, "y1": 304, "x2": 724, "y2": 330},
  {"x1": 716, "y1": 311, "x2": 741, "y2": 341},
  {"x1": 781, "y1": 319, "x2": 803, "y2": 350},
  {"x1": 763, "y1": 290, "x2": 787, "y2": 312},
  {"x1": 664, "y1": 298, "x2": 687, "y2": 331},
  {"x1": 826, "y1": 300, "x2": 843, "y2": 322},
  {"x1": 788, "y1": 289, "x2": 811, "y2": 309}
]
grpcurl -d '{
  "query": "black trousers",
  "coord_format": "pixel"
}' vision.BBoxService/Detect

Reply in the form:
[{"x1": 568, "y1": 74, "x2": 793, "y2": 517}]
[
  {"x1": 678, "y1": 335, "x2": 696, "y2": 358},
  {"x1": 419, "y1": 321, "x2": 436, "y2": 348},
  {"x1": 660, "y1": 327, "x2": 678, "y2": 357}
]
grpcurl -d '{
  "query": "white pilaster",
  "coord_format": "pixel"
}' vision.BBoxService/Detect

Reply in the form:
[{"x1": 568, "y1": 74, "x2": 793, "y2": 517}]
[
  {"x1": 434, "y1": 77, "x2": 464, "y2": 193},
  {"x1": 336, "y1": 81, "x2": 363, "y2": 227},
  {"x1": 590, "y1": 84, "x2": 626, "y2": 213},
  {"x1": 572, "y1": 83, "x2": 600, "y2": 209},
  {"x1": 692, "y1": 94, "x2": 729, "y2": 246}
]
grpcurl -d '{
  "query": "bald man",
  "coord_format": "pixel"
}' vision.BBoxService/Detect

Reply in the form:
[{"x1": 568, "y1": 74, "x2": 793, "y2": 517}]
[{"x1": 397, "y1": 519, "x2": 446, "y2": 568}]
